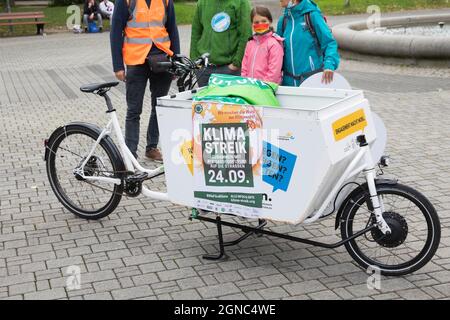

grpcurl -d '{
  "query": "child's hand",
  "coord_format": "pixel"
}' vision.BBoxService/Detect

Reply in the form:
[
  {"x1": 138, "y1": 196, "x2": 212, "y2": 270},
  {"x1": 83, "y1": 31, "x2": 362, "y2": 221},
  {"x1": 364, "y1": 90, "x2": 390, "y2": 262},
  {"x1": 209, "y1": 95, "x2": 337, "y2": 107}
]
[
  {"x1": 228, "y1": 64, "x2": 239, "y2": 71},
  {"x1": 322, "y1": 69, "x2": 334, "y2": 84}
]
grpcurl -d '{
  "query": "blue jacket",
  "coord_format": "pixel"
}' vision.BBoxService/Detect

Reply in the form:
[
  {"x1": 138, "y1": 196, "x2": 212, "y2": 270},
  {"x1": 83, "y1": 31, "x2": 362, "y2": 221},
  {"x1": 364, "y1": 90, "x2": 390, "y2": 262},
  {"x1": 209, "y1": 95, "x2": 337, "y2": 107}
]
[{"x1": 276, "y1": 0, "x2": 340, "y2": 86}]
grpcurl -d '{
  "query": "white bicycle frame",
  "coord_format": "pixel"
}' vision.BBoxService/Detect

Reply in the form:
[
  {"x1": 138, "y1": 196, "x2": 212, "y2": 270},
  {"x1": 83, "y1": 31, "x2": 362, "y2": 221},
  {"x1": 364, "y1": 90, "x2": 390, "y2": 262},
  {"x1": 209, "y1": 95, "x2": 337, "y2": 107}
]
[
  {"x1": 75, "y1": 108, "x2": 391, "y2": 234},
  {"x1": 303, "y1": 143, "x2": 391, "y2": 234},
  {"x1": 74, "y1": 110, "x2": 169, "y2": 201}
]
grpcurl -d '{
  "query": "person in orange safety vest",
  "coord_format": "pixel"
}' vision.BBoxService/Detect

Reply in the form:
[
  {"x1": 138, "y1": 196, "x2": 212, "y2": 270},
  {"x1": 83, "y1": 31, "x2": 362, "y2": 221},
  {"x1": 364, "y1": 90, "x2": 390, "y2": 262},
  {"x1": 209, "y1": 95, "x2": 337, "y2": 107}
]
[{"x1": 110, "y1": 0, "x2": 180, "y2": 161}]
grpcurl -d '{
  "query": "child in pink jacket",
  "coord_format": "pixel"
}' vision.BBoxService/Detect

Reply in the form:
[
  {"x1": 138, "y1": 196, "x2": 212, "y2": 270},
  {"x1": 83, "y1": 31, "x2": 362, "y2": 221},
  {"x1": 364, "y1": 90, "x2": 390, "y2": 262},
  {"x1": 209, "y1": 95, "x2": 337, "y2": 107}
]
[{"x1": 241, "y1": 6, "x2": 284, "y2": 84}]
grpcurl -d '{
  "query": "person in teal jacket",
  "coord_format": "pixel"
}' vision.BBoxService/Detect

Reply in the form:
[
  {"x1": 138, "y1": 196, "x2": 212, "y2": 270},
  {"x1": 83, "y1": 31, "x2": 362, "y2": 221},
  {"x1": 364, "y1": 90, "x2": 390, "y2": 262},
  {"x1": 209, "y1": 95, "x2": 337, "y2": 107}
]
[
  {"x1": 277, "y1": 0, "x2": 340, "y2": 87},
  {"x1": 190, "y1": 0, "x2": 252, "y2": 87}
]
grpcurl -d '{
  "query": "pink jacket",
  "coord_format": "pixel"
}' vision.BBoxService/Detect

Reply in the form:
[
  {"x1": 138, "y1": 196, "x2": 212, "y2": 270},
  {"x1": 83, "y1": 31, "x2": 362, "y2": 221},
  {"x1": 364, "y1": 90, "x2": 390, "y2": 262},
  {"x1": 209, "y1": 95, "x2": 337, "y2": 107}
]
[{"x1": 241, "y1": 31, "x2": 284, "y2": 84}]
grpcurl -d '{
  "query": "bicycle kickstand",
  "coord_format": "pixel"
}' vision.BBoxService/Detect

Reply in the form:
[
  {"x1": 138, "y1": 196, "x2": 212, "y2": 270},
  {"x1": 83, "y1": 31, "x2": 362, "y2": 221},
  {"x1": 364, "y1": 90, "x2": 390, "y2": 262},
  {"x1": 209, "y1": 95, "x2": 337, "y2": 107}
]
[{"x1": 203, "y1": 215, "x2": 226, "y2": 260}]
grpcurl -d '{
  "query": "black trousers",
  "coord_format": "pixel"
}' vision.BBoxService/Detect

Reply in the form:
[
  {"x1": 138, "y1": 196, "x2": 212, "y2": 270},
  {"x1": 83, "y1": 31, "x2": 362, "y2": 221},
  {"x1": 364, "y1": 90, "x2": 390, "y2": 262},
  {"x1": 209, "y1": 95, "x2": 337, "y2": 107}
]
[{"x1": 125, "y1": 61, "x2": 172, "y2": 157}]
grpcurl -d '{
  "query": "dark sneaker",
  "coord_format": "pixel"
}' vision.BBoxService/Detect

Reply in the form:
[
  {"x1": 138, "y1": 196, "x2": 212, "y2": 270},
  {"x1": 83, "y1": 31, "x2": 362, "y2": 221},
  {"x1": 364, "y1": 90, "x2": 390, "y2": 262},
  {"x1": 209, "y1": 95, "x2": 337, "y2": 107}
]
[
  {"x1": 99, "y1": 27, "x2": 103, "y2": 33},
  {"x1": 145, "y1": 148, "x2": 163, "y2": 162},
  {"x1": 84, "y1": 27, "x2": 88, "y2": 33}
]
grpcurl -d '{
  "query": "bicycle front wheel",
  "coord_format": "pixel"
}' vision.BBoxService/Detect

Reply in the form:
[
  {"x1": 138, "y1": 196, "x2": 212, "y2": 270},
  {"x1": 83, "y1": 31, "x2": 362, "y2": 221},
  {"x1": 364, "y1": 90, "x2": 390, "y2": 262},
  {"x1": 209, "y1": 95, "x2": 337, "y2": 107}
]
[
  {"x1": 340, "y1": 183, "x2": 441, "y2": 276},
  {"x1": 46, "y1": 124, "x2": 124, "y2": 219}
]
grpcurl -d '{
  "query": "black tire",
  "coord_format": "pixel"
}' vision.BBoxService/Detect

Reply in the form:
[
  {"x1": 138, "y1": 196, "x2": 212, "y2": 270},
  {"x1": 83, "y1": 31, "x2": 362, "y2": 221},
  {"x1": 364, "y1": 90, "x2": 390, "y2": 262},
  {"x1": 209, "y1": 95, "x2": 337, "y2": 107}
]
[
  {"x1": 340, "y1": 183, "x2": 441, "y2": 276},
  {"x1": 46, "y1": 124, "x2": 124, "y2": 220}
]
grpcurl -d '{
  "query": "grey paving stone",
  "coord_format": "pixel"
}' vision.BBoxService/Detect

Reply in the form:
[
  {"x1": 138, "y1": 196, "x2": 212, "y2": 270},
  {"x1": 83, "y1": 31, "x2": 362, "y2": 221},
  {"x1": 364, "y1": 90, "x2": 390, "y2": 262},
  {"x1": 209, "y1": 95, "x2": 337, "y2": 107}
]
[
  {"x1": 433, "y1": 284, "x2": 450, "y2": 296},
  {"x1": 24, "y1": 288, "x2": 67, "y2": 300},
  {"x1": 244, "y1": 291, "x2": 264, "y2": 300},
  {"x1": 258, "y1": 287, "x2": 290, "y2": 299},
  {"x1": 259, "y1": 274, "x2": 291, "y2": 287},
  {"x1": 21, "y1": 261, "x2": 47, "y2": 273},
  {"x1": 17, "y1": 244, "x2": 53, "y2": 255},
  {"x1": 36, "y1": 280, "x2": 51, "y2": 291},
  {"x1": 283, "y1": 280, "x2": 327, "y2": 295},
  {"x1": 397, "y1": 289, "x2": 433, "y2": 300},
  {"x1": 98, "y1": 259, "x2": 125, "y2": 270},
  {"x1": 238, "y1": 266, "x2": 280, "y2": 279},
  {"x1": 84, "y1": 292, "x2": 113, "y2": 300},
  {"x1": 198, "y1": 283, "x2": 241, "y2": 299},
  {"x1": 92, "y1": 280, "x2": 121, "y2": 293},
  {"x1": 374, "y1": 278, "x2": 415, "y2": 293},
  {"x1": 91, "y1": 242, "x2": 127, "y2": 253},
  {"x1": 170, "y1": 289, "x2": 201, "y2": 300},
  {"x1": 118, "y1": 277, "x2": 135, "y2": 289},
  {"x1": 8, "y1": 282, "x2": 37, "y2": 296},
  {"x1": 106, "y1": 249, "x2": 132, "y2": 260},
  {"x1": 158, "y1": 267, "x2": 197, "y2": 282},
  {"x1": 2, "y1": 273, "x2": 35, "y2": 287},
  {"x1": 177, "y1": 277, "x2": 206, "y2": 290},
  {"x1": 214, "y1": 271, "x2": 243, "y2": 283},
  {"x1": 298, "y1": 268, "x2": 328, "y2": 281},
  {"x1": 174, "y1": 257, "x2": 202, "y2": 268},
  {"x1": 320, "y1": 263, "x2": 361, "y2": 277},
  {"x1": 82, "y1": 270, "x2": 117, "y2": 284},
  {"x1": 139, "y1": 262, "x2": 166, "y2": 274},
  {"x1": 111, "y1": 286, "x2": 154, "y2": 300},
  {"x1": 31, "y1": 251, "x2": 57, "y2": 262},
  {"x1": 132, "y1": 273, "x2": 160, "y2": 286},
  {"x1": 308, "y1": 290, "x2": 342, "y2": 300},
  {"x1": 123, "y1": 254, "x2": 160, "y2": 266},
  {"x1": 46, "y1": 256, "x2": 83, "y2": 269},
  {"x1": 372, "y1": 293, "x2": 401, "y2": 300},
  {"x1": 429, "y1": 270, "x2": 450, "y2": 283}
]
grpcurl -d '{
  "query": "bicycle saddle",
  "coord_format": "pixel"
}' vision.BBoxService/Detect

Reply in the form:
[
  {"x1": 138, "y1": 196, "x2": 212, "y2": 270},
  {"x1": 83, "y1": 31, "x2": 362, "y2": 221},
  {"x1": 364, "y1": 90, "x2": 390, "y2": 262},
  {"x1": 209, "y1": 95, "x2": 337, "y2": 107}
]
[{"x1": 80, "y1": 82, "x2": 119, "y2": 93}]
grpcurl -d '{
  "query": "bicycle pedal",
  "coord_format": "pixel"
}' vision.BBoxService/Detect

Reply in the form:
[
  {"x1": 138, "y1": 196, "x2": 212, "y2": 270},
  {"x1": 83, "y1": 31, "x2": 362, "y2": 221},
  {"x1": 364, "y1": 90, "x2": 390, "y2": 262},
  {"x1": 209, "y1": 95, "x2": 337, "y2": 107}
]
[{"x1": 125, "y1": 172, "x2": 148, "y2": 183}]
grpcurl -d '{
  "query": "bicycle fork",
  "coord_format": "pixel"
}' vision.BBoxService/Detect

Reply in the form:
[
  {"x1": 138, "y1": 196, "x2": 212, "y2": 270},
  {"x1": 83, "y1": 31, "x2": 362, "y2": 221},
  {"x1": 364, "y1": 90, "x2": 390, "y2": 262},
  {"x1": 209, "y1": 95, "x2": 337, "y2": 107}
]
[{"x1": 359, "y1": 135, "x2": 391, "y2": 235}]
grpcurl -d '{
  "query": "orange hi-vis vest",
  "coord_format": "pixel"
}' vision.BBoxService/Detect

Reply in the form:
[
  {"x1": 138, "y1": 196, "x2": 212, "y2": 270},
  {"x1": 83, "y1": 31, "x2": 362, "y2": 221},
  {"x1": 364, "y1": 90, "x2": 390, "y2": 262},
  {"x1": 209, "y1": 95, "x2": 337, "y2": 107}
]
[{"x1": 123, "y1": 0, "x2": 173, "y2": 66}]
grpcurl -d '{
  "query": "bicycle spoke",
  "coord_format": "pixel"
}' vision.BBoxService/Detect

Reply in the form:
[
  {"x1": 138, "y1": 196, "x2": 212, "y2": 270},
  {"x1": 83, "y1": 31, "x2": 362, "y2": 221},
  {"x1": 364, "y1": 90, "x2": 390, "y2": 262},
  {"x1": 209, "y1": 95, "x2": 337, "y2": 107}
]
[
  {"x1": 52, "y1": 132, "x2": 118, "y2": 213},
  {"x1": 347, "y1": 187, "x2": 433, "y2": 271}
]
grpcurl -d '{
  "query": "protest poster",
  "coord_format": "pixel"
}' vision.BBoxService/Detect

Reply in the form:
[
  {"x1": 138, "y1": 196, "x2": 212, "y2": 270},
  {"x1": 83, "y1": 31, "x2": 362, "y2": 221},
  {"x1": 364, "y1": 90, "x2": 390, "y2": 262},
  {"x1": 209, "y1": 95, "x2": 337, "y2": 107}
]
[{"x1": 192, "y1": 102, "x2": 264, "y2": 218}]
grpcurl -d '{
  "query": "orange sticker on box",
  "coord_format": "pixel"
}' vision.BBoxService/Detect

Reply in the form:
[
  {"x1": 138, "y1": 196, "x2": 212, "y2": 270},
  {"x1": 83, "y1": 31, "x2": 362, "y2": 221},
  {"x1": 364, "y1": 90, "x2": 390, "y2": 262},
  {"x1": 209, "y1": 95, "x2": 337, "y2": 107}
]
[
  {"x1": 332, "y1": 109, "x2": 367, "y2": 141},
  {"x1": 180, "y1": 139, "x2": 194, "y2": 175}
]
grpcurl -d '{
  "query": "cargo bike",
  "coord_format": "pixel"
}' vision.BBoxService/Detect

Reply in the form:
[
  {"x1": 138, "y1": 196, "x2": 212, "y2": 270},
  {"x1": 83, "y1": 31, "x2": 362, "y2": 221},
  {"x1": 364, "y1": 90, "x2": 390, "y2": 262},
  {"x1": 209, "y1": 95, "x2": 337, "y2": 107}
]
[{"x1": 44, "y1": 54, "x2": 441, "y2": 276}]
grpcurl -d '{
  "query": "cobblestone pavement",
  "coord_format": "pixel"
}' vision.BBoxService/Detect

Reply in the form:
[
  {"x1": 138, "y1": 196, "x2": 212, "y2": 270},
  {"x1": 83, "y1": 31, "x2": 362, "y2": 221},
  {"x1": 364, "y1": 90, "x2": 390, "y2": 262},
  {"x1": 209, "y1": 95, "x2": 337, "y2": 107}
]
[{"x1": 1, "y1": 20, "x2": 449, "y2": 300}]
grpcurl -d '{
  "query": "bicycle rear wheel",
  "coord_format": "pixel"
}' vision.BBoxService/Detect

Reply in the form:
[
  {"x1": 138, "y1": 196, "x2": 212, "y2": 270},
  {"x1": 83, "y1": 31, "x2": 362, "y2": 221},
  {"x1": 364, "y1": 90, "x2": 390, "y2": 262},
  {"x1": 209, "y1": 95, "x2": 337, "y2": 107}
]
[
  {"x1": 340, "y1": 183, "x2": 441, "y2": 276},
  {"x1": 46, "y1": 124, "x2": 124, "y2": 219}
]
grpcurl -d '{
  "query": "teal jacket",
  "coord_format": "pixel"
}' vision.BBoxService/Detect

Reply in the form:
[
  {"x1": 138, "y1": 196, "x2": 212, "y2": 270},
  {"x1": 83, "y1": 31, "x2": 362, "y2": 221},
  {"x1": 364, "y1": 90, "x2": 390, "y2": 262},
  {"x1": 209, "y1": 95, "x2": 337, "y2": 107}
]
[
  {"x1": 190, "y1": 0, "x2": 252, "y2": 68},
  {"x1": 276, "y1": 0, "x2": 340, "y2": 86}
]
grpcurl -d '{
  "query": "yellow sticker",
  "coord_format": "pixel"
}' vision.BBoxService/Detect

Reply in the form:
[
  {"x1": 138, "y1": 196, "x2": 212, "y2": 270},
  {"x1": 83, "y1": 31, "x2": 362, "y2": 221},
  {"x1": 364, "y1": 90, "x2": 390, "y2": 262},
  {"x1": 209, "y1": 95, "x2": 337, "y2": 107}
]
[
  {"x1": 180, "y1": 140, "x2": 194, "y2": 175},
  {"x1": 332, "y1": 109, "x2": 367, "y2": 141}
]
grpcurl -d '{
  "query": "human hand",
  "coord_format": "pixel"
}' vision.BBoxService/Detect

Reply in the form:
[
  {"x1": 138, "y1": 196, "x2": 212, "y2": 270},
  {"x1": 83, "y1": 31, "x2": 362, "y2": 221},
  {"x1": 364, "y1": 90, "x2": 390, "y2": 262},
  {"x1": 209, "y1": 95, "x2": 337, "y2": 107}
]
[
  {"x1": 115, "y1": 70, "x2": 126, "y2": 82},
  {"x1": 89, "y1": 13, "x2": 94, "y2": 20},
  {"x1": 322, "y1": 69, "x2": 334, "y2": 84},
  {"x1": 228, "y1": 64, "x2": 239, "y2": 71}
]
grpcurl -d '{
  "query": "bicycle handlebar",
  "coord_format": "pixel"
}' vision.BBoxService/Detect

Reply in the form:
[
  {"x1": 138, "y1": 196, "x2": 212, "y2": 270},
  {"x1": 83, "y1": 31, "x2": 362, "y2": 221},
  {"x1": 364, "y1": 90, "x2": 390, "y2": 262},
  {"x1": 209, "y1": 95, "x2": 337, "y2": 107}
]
[
  {"x1": 155, "y1": 53, "x2": 210, "y2": 75},
  {"x1": 154, "y1": 53, "x2": 210, "y2": 91}
]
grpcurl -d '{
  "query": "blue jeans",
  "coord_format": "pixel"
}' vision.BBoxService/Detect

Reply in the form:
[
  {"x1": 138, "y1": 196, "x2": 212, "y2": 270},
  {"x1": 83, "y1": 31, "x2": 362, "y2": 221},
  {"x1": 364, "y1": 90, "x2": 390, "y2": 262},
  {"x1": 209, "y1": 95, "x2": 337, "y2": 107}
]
[
  {"x1": 125, "y1": 62, "x2": 172, "y2": 157},
  {"x1": 83, "y1": 14, "x2": 103, "y2": 28}
]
